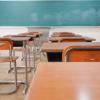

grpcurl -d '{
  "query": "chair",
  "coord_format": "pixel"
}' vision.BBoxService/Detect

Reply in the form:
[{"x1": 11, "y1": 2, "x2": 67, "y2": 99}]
[
  {"x1": 5, "y1": 35, "x2": 33, "y2": 73},
  {"x1": 62, "y1": 46, "x2": 100, "y2": 62},
  {"x1": 0, "y1": 38, "x2": 18, "y2": 94}
]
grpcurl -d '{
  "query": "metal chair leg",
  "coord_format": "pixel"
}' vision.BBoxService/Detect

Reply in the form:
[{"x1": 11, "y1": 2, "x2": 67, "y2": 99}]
[
  {"x1": 33, "y1": 48, "x2": 36, "y2": 72},
  {"x1": 8, "y1": 61, "x2": 13, "y2": 73},
  {"x1": 0, "y1": 61, "x2": 19, "y2": 95},
  {"x1": 8, "y1": 50, "x2": 15, "y2": 73},
  {"x1": 8, "y1": 47, "x2": 33, "y2": 74},
  {"x1": 28, "y1": 45, "x2": 31, "y2": 69}
]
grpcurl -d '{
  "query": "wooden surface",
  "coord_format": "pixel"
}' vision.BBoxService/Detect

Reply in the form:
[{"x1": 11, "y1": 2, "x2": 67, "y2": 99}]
[
  {"x1": 41, "y1": 42, "x2": 100, "y2": 52},
  {"x1": 51, "y1": 34, "x2": 81, "y2": 37},
  {"x1": 6, "y1": 36, "x2": 30, "y2": 41},
  {"x1": 4, "y1": 32, "x2": 42, "y2": 39},
  {"x1": 18, "y1": 34, "x2": 37, "y2": 38},
  {"x1": 19, "y1": 32, "x2": 43, "y2": 37},
  {"x1": 62, "y1": 45, "x2": 100, "y2": 62},
  {"x1": 26, "y1": 62, "x2": 100, "y2": 100},
  {"x1": 52, "y1": 32, "x2": 75, "y2": 36},
  {"x1": 0, "y1": 43, "x2": 5, "y2": 46},
  {"x1": 5, "y1": 34, "x2": 37, "y2": 38},
  {"x1": 35, "y1": 32, "x2": 43, "y2": 36},
  {"x1": 49, "y1": 37, "x2": 96, "y2": 42}
]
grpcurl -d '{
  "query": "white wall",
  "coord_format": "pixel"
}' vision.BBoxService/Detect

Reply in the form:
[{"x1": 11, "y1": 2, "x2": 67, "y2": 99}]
[
  {"x1": 0, "y1": 27, "x2": 28, "y2": 37},
  {"x1": 49, "y1": 26, "x2": 100, "y2": 42}
]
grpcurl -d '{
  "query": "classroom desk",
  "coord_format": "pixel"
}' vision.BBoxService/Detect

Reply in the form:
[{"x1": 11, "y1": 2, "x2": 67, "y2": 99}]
[
  {"x1": 18, "y1": 32, "x2": 43, "y2": 48},
  {"x1": 41, "y1": 42, "x2": 100, "y2": 61},
  {"x1": 26, "y1": 62, "x2": 100, "y2": 100},
  {"x1": 19, "y1": 33, "x2": 42, "y2": 68},
  {"x1": 51, "y1": 34, "x2": 82, "y2": 37},
  {"x1": 52, "y1": 32, "x2": 75, "y2": 36},
  {"x1": 18, "y1": 34, "x2": 37, "y2": 38},
  {"x1": 19, "y1": 32, "x2": 43, "y2": 38},
  {"x1": 49, "y1": 37, "x2": 96, "y2": 42},
  {"x1": 7, "y1": 33, "x2": 42, "y2": 68},
  {"x1": 6, "y1": 35, "x2": 36, "y2": 69},
  {"x1": 35, "y1": 32, "x2": 43, "y2": 37},
  {"x1": 5, "y1": 34, "x2": 37, "y2": 45},
  {"x1": 6, "y1": 36, "x2": 31, "y2": 93}
]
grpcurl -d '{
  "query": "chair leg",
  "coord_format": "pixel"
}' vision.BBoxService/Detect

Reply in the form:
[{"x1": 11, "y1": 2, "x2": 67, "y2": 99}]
[
  {"x1": 33, "y1": 48, "x2": 36, "y2": 72},
  {"x1": 14, "y1": 61, "x2": 18, "y2": 87},
  {"x1": 8, "y1": 61, "x2": 14, "y2": 73},
  {"x1": 28, "y1": 46, "x2": 31, "y2": 68},
  {"x1": 21, "y1": 49, "x2": 24, "y2": 61},
  {"x1": 8, "y1": 50, "x2": 16, "y2": 73},
  {"x1": 39, "y1": 52, "x2": 42, "y2": 61},
  {"x1": 8, "y1": 50, "x2": 15, "y2": 73},
  {"x1": 0, "y1": 61, "x2": 19, "y2": 95},
  {"x1": 8, "y1": 47, "x2": 33, "y2": 73}
]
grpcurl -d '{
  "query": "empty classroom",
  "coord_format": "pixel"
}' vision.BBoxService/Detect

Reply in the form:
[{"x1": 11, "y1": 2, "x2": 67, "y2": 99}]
[{"x1": 0, "y1": 1, "x2": 100, "y2": 100}]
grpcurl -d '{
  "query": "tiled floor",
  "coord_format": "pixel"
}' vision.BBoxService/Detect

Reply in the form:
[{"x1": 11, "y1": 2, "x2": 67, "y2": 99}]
[{"x1": 0, "y1": 51, "x2": 47, "y2": 100}]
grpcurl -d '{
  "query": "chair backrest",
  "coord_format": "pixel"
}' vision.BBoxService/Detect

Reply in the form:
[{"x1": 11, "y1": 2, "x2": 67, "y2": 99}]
[
  {"x1": 62, "y1": 46, "x2": 100, "y2": 62},
  {"x1": 0, "y1": 38, "x2": 13, "y2": 50}
]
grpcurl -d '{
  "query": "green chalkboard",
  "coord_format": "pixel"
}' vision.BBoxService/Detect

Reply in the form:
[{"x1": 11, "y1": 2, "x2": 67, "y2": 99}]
[{"x1": 0, "y1": 1, "x2": 100, "y2": 26}]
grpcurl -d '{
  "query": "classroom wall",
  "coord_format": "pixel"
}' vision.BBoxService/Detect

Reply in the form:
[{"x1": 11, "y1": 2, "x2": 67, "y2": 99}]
[{"x1": 0, "y1": 27, "x2": 28, "y2": 37}]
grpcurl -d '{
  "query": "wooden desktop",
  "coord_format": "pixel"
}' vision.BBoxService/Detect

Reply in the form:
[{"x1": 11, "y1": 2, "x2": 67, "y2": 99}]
[{"x1": 26, "y1": 62, "x2": 100, "y2": 100}]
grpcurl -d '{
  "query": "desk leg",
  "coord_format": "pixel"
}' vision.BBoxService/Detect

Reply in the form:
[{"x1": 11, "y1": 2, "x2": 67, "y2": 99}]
[
  {"x1": 32, "y1": 38, "x2": 36, "y2": 71},
  {"x1": 23, "y1": 41, "x2": 28, "y2": 94}
]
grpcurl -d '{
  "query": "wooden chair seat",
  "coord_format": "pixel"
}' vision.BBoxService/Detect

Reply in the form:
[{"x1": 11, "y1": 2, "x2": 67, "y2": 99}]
[
  {"x1": 0, "y1": 56, "x2": 18, "y2": 63},
  {"x1": 13, "y1": 47, "x2": 24, "y2": 51}
]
